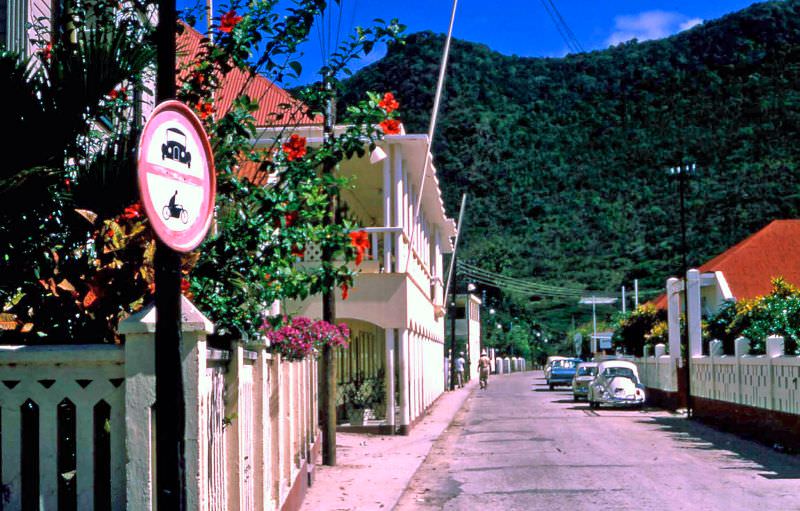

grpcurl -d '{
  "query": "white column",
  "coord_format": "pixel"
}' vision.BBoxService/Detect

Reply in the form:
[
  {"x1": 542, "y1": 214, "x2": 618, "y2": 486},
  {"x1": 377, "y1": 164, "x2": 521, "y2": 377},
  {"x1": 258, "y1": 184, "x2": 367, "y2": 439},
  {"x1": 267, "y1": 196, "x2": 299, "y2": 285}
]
[
  {"x1": 394, "y1": 149, "x2": 405, "y2": 270},
  {"x1": 687, "y1": 269, "x2": 703, "y2": 358},
  {"x1": 666, "y1": 277, "x2": 682, "y2": 363},
  {"x1": 398, "y1": 328, "x2": 410, "y2": 430},
  {"x1": 385, "y1": 329, "x2": 396, "y2": 429},
  {"x1": 383, "y1": 145, "x2": 393, "y2": 272},
  {"x1": 119, "y1": 297, "x2": 213, "y2": 511}
]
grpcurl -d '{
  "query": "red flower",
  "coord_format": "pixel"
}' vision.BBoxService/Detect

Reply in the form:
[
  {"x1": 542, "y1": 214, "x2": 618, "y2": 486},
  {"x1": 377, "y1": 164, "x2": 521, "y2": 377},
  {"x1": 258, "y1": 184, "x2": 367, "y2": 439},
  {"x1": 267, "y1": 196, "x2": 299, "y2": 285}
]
[
  {"x1": 340, "y1": 283, "x2": 349, "y2": 300},
  {"x1": 348, "y1": 231, "x2": 371, "y2": 266},
  {"x1": 64, "y1": 178, "x2": 71, "y2": 192},
  {"x1": 41, "y1": 43, "x2": 52, "y2": 61},
  {"x1": 191, "y1": 70, "x2": 205, "y2": 85},
  {"x1": 219, "y1": 10, "x2": 243, "y2": 33},
  {"x1": 181, "y1": 278, "x2": 191, "y2": 295},
  {"x1": 379, "y1": 119, "x2": 401, "y2": 135},
  {"x1": 121, "y1": 203, "x2": 141, "y2": 220},
  {"x1": 109, "y1": 87, "x2": 127, "y2": 101},
  {"x1": 284, "y1": 211, "x2": 299, "y2": 227},
  {"x1": 196, "y1": 100, "x2": 214, "y2": 120},
  {"x1": 291, "y1": 244, "x2": 305, "y2": 258},
  {"x1": 378, "y1": 92, "x2": 399, "y2": 114},
  {"x1": 282, "y1": 134, "x2": 307, "y2": 161}
]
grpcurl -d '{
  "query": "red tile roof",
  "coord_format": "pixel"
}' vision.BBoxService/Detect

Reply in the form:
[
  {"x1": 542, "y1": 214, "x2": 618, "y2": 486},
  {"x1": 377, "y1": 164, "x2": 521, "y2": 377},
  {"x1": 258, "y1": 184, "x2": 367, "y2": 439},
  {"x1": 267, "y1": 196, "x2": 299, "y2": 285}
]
[
  {"x1": 176, "y1": 22, "x2": 322, "y2": 127},
  {"x1": 651, "y1": 220, "x2": 800, "y2": 308}
]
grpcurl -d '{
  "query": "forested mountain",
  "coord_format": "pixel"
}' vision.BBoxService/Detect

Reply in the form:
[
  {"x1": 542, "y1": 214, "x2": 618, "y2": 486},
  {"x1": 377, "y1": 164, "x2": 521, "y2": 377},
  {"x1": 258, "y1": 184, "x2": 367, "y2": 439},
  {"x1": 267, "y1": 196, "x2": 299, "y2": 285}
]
[{"x1": 340, "y1": 0, "x2": 800, "y2": 335}]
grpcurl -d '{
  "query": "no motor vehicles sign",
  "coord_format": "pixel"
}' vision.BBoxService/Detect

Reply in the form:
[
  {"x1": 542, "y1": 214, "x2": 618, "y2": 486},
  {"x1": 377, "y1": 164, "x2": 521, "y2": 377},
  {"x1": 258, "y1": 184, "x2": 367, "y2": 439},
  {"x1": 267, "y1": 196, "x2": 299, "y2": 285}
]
[{"x1": 138, "y1": 100, "x2": 216, "y2": 252}]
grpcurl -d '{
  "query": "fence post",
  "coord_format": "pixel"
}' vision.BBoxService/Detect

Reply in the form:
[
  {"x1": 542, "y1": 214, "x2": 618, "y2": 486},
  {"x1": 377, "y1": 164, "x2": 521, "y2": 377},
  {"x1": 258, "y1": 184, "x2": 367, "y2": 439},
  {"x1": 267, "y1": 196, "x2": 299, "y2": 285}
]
[
  {"x1": 734, "y1": 337, "x2": 750, "y2": 405},
  {"x1": 120, "y1": 297, "x2": 213, "y2": 511},
  {"x1": 709, "y1": 339, "x2": 722, "y2": 400},
  {"x1": 766, "y1": 335, "x2": 785, "y2": 411}
]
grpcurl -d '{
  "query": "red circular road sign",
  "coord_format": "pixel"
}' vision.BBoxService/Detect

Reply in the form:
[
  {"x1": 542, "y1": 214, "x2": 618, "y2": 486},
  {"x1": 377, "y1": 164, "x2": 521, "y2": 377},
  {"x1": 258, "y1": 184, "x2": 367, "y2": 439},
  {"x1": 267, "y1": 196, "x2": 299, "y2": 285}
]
[{"x1": 138, "y1": 100, "x2": 216, "y2": 252}]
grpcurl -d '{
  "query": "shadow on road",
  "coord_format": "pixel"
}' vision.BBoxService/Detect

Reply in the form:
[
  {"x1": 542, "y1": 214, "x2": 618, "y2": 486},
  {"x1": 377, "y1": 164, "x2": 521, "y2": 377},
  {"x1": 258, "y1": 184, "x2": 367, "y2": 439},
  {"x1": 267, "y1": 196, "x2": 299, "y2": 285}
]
[{"x1": 640, "y1": 416, "x2": 800, "y2": 480}]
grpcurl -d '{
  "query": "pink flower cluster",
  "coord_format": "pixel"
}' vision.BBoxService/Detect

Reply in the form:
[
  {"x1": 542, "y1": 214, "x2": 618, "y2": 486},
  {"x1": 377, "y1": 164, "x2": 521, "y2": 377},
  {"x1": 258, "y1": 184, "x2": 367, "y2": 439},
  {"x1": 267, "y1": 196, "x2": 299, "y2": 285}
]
[{"x1": 262, "y1": 316, "x2": 350, "y2": 361}]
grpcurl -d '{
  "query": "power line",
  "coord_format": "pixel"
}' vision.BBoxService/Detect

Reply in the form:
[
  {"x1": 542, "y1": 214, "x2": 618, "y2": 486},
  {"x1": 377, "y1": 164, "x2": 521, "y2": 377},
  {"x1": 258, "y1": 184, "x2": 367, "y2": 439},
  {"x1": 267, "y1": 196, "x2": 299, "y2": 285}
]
[
  {"x1": 458, "y1": 261, "x2": 663, "y2": 300},
  {"x1": 546, "y1": 0, "x2": 584, "y2": 53},
  {"x1": 538, "y1": 0, "x2": 583, "y2": 54}
]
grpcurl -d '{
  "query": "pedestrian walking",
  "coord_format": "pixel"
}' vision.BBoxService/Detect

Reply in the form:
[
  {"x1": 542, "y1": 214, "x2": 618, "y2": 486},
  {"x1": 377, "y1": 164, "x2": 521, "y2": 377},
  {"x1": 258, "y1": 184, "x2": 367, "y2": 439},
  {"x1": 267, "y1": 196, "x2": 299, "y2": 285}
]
[
  {"x1": 478, "y1": 350, "x2": 491, "y2": 389},
  {"x1": 455, "y1": 352, "x2": 466, "y2": 388}
]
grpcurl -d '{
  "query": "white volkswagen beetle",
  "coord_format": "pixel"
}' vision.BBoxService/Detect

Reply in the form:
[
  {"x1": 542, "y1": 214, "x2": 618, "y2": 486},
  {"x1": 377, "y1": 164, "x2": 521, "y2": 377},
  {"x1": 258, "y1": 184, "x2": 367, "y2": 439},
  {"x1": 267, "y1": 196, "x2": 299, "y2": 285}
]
[{"x1": 588, "y1": 360, "x2": 646, "y2": 409}]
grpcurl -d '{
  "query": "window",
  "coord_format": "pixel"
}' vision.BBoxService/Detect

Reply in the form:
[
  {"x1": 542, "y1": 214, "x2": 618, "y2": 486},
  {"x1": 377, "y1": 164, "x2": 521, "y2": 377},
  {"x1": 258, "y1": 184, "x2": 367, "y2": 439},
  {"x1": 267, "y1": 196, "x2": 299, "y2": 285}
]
[
  {"x1": 0, "y1": 1, "x2": 7, "y2": 47},
  {"x1": 1, "y1": 0, "x2": 27, "y2": 54}
]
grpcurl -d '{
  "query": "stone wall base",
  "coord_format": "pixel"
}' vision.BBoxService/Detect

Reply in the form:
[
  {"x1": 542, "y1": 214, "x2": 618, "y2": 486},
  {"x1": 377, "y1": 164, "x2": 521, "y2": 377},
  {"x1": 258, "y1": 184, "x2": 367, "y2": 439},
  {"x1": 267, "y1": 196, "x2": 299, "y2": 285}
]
[
  {"x1": 282, "y1": 431, "x2": 322, "y2": 511},
  {"x1": 692, "y1": 396, "x2": 800, "y2": 453}
]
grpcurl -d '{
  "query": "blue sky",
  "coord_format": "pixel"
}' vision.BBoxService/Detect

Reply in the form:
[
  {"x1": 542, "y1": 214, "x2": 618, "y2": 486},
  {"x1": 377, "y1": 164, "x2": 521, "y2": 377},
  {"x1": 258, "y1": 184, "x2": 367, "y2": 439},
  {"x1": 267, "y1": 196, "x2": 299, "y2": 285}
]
[{"x1": 186, "y1": 0, "x2": 763, "y2": 84}]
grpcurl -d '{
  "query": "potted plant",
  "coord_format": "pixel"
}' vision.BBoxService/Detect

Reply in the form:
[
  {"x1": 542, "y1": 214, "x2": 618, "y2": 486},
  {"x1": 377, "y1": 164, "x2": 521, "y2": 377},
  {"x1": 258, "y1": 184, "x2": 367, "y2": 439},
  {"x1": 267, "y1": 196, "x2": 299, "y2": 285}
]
[{"x1": 338, "y1": 376, "x2": 382, "y2": 426}]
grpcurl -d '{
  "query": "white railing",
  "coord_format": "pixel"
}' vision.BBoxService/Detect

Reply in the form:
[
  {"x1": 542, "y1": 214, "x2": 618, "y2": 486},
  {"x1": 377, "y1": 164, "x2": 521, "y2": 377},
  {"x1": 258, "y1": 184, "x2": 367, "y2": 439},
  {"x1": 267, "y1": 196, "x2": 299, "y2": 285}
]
[
  {"x1": 0, "y1": 299, "x2": 319, "y2": 510},
  {"x1": 690, "y1": 336, "x2": 800, "y2": 415},
  {"x1": 634, "y1": 354, "x2": 678, "y2": 392},
  {"x1": 634, "y1": 336, "x2": 800, "y2": 416},
  {"x1": 0, "y1": 344, "x2": 126, "y2": 510}
]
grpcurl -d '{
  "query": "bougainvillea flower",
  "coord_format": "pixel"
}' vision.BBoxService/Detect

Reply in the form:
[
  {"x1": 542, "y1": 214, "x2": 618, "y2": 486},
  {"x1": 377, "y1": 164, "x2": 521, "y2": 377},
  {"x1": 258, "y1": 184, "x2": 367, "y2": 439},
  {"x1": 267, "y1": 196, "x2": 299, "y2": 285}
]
[
  {"x1": 349, "y1": 231, "x2": 371, "y2": 265},
  {"x1": 340, "y1": 283, "x2": 349, "y2": 300},
  {"x1": 378, "y1": 92, "x2": 399, "y2": 113},
  {"x1": 181, "y1": 278, "x2": 191, "y2": 294},
  {"x1": 291, "y1": 244, "x2": 305, "y2": 258},
  {"x1": 282, "y1": 134, "x2": 307, "y2": 161},
  {"x1": 379, "y1": 119, "x2": 401, "y2": 135},
  {"x1": 41, "y1": 43, "x2": 52, "y2": 61},
  {"x1": 219, "y1": 10, "x2": 243, "y2": 33},
  {"x1": 121, "y1": 203, "x2": 142, "y2": 220}
]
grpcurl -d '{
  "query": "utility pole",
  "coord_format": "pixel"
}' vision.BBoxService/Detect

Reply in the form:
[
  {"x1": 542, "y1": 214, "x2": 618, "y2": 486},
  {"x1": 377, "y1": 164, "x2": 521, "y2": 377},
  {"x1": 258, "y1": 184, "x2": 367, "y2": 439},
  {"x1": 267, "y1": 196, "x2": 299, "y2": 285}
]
[
  {"x1": 634, "y1": 279, "x2": 639, "y2": 307},
  {"x1": 155, "y1": 0, "x2": 186, "y2": 508},
  {"x1": 449, "y1": 250, "x2": 458, "y2": 391},
  {"x1": 669, "y1": 163, "x2": 695, "y2": 417},
  {"x1": 621, "y1": 286, "x2": 626, "y2": 314},
  {"x1": 320, "y1": 70, "x2": 338, "y2": 465}
]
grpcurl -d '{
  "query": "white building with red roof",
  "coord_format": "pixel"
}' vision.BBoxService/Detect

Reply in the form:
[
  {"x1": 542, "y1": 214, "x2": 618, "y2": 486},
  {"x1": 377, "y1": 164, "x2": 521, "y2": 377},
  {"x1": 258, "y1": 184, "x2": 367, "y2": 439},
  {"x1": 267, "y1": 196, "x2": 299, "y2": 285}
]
[{"x1": 656, "y1": 219, "x2": 800, "y2": 359}]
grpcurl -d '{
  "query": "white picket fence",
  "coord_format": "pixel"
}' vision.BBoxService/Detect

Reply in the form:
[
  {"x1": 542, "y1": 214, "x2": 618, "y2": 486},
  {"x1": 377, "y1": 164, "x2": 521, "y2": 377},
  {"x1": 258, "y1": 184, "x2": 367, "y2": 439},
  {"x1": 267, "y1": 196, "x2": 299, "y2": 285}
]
[
  {"x1": 0, "y1": 298, "x2": 318, "y2": 510},
  {"x1": 633, "y1": 337, "x2": 800, "y2": 416}
]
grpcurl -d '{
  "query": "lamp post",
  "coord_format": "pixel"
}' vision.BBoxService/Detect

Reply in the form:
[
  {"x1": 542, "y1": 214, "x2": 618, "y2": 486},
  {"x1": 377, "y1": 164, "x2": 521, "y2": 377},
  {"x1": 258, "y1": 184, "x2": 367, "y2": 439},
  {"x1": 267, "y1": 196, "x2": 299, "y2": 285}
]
[
  {"x1": 668, "y1": 163, "x2": 696, "y2": 417},
  {"x1": 578, "y1": 296, "x2": 617, "y2": 354}
]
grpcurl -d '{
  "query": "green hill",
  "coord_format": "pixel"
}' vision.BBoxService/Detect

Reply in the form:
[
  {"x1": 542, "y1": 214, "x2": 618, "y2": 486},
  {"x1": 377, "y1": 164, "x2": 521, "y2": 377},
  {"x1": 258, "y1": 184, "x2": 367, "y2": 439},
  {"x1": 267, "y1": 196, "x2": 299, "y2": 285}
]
[{"x1": 340, "y1": 0, "x2": 800, "y2": 336}]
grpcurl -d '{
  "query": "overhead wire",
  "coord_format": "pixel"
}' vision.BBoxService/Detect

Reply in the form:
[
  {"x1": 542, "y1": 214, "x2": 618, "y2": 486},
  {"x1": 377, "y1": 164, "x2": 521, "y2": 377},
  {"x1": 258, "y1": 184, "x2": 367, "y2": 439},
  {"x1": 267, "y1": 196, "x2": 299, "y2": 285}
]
[
  {"x1": 546, "y1": 0, "x2": 584, "y2": 52},
  {"x1": 538, "y1": 0, "x2": 583, "y2": 54},
  {"x1": 458, "y1": 261, "x2": 663, "y2": 299}
]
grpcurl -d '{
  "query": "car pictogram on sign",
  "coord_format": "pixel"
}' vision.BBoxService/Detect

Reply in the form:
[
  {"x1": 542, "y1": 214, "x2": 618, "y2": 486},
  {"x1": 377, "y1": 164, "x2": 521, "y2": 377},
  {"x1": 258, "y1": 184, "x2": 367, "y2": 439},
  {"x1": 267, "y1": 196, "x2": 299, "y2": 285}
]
[{"x1": 161, "y1": 127, "x2": 192, "y2": 168}]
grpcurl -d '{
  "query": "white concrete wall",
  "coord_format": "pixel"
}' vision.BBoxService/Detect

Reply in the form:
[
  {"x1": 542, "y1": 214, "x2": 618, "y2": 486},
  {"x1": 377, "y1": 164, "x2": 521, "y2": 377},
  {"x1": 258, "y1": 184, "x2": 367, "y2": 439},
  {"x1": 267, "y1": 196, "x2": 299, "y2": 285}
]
[{"x1": 635, "y1": 337, "x2": 800, "y2": 416}]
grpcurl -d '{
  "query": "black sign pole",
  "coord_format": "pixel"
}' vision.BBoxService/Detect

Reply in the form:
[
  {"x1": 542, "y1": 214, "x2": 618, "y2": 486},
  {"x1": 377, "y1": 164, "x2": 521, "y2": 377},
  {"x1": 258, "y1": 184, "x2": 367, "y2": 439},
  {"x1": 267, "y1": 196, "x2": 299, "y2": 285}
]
[{"x1": 155, "y1": 0, "x2": 186, "y2": 509}]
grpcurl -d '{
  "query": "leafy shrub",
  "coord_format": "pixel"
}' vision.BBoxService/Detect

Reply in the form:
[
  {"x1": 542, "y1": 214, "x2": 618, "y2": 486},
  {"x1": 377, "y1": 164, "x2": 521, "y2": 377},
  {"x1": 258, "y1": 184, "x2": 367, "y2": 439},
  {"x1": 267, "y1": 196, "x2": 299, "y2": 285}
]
[{"x1": 612, "y1": 304, "x2": 666, "y2": 356}]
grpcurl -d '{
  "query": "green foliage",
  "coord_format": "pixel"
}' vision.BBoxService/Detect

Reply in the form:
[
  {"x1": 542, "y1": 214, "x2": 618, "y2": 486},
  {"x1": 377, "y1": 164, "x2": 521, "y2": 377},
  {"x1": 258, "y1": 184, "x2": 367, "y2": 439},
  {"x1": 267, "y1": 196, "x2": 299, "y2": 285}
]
[
  {"x1": 611, "y1": 304, "x2": 667, "y2": 356},
  {"x1": 180, "y1": 3, "x2": 404, "y2": 340},
  {"x1": 707, "y1": 277, "x2": 800, "y2": 354},
  {"x1": 0, "y1": 0, "x2": 156, "y2": 342},
  {"x1": 337, "y1": 374, "x2": 384, "y2": 410},
  {"x1": 339, "y1": 0, "x2": 800, "y2": 338}
]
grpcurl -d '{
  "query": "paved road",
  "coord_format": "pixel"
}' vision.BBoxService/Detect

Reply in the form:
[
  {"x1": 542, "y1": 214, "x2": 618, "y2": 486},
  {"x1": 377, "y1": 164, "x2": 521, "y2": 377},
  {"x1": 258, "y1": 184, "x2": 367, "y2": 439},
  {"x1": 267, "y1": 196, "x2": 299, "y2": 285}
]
[{"x1": 396, "y1": 370, "x2": 800, "y2": 511}]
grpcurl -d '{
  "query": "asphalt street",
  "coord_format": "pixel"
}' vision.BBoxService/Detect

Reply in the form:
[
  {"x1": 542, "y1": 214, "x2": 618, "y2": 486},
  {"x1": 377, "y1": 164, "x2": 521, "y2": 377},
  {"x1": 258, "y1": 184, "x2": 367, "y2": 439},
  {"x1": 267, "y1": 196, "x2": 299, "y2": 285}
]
[{"x1": 395, "y1": 370, "x2": 800, "y2": 511}]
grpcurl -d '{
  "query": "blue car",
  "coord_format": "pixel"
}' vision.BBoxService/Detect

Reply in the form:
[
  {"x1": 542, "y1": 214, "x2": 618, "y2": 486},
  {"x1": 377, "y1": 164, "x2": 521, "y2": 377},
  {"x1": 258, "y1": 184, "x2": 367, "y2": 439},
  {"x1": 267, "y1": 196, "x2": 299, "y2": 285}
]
[{"x1": 547, "y1": 358, "x2": 581, "y2": 390}]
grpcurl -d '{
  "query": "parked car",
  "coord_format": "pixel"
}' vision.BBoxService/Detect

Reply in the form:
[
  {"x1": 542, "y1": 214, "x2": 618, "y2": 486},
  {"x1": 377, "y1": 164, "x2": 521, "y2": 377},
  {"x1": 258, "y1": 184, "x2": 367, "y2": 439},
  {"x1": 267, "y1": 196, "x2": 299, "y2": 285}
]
[
  {"x1": 571, "y1": 361, "x2": 598, "y2": 401},
  {"x1": 588, "y1": 360, "x2": 645, "y2": 409},
  {"x1": 547, "y1": 358, "x2": 581, "y2": 390},
  {"x1": 544, "y1": 356, "x2": 568, "y2": 381}
]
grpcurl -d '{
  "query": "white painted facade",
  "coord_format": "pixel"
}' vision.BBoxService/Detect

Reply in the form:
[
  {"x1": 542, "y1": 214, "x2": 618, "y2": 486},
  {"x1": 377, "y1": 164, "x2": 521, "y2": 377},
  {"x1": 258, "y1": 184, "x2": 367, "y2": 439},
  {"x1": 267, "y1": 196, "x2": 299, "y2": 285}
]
[{"x1": 263, "y1": 127, "x2": 457, "y2": 433}]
